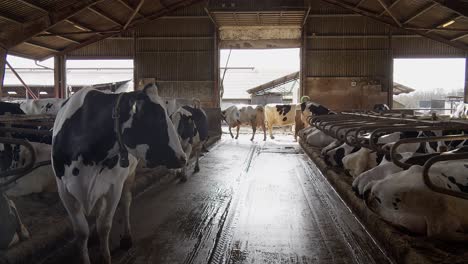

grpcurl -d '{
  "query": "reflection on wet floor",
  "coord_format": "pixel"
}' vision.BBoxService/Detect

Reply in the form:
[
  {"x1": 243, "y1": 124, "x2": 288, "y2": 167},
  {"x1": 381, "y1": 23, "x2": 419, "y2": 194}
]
[{"x1": 110, "y1": 135, "x2": 391, "y2": 264}]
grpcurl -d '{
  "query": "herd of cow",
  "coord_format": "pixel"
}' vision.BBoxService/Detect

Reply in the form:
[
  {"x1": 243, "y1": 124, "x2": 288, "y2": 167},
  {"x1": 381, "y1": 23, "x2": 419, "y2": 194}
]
[
  {"x1": 0, "y1": 84, "x2": 210, "y2": 264},
  {"x1": 1, "y1": 84, "x2": 468, "y2": 264},
  {"x1": 299, "y1": 109, "x2": 468, "y2": 241},
  {"x1": 221, "y1": 100, "x2": 334, "y2": 141}
]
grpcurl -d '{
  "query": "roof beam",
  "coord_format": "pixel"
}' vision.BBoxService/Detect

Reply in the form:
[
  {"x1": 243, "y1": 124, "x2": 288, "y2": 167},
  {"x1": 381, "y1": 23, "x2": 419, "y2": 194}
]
[
  {"x1": 0, "y1": 13, "x2": 23, "y2": 25},
  {"x1": 123, "y1": 0, "x2": 145, "y2": 30},
  {"x1": 65, "y1": 19, "x2": 103, "y2": 35},
  {"x1": 49, "y1": 0, "x2": 203, "y2": 60},
  {"x1": 115, "y1": 0, "x2": 146, "y2": 20},
  {"x1": 1, "y1": 0, "x2": 106, "y2": 49},
  {"x1": 44, "y1": 31, "x2": 81, "y2": 44},
  {"x1": 23, "y1": 41, "x2": 60, "y2": 53},
  {"x1": 317, "y1": 0, "x2": 468, "y2": 51},
  {"x1": 13, "y1": 0, "x2": 48, "y2": 13},
  {"x1": 355, "y1": 0, "x2": 366, "y2": 8},
  {"x1": 378, "y1": 0, "x2": 403, "y2": 17},
  {"x1": 375, "y1": 0, "x2": 402, "y2": 27},
  {"x1": 428, "y1": 0, "x2": 468, "y2": 18},
  {"x1": 451, "y1": 33, "x2": 468, "y2": 42},
  {"x1": 402, "y1": 2, "x2": 438, "y2": 25},
  {"x1": 88, "y1": 6, "x2": 124, "y2": 27}
]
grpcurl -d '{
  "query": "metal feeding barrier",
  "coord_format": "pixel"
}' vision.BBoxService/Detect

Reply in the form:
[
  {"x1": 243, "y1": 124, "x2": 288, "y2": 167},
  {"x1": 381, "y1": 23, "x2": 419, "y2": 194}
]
[
  {"x1": 0, "y1": 114, "x2": 54, "y2": 190},
  {"x1": 308, "y1": 111, "x2": 468, "y2": 200}
]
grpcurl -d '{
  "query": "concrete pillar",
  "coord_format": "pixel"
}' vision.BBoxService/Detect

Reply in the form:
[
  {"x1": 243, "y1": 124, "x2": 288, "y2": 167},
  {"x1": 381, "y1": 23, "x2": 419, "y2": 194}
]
[
  {"x1": 54, "y1": 54, "x2": 66, "y2": 98},
  {"x1": 465, "y1": 53, "x2": 468, "y2": 103},
  {"x1": 301, "y1": 28, "x2": 307, "y2": 99},
  {"x1": 0, "y1": 48, "x2": 6, "y2": 98}
]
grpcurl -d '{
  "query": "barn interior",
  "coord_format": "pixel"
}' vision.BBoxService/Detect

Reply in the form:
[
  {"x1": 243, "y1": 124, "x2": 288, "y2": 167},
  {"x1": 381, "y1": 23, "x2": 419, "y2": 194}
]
[{"x1": 1, "y1": 0, "x2": 468, "y2": 263}]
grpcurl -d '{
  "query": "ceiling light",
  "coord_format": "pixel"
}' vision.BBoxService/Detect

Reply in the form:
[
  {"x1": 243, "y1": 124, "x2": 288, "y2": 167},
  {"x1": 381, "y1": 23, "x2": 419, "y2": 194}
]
[
  {"x1": 442, "y1": 20, "x2": 455, "y2": 28},
  {"x1": 39, "y1": 91, "x2": 48, "y2": 95},
  {"x1": 7, "y1": 91, "x2": 17, "y2": 95}
]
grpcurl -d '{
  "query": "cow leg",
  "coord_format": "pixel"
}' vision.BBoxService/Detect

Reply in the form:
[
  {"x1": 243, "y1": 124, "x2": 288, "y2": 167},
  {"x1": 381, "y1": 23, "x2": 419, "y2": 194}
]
[
  {"x1": 229, "y1": 126, "x2": 234, "y2": 138},
  {"x1": 180, "y1": 144, "x2": 192, "y2": 181},
  {"x1": 120, "y1": 171, "x2": 135, "y2": 250},
  {"x1": 250, "y1": 121, "x2": 256, "y2": 141},
  {"x1": 57, "y1": 183, "x2": 91, "y2": 264},
  {"x1": 261, "y1": 122, "x2": 266, "y2": 141},
  {"x1": 97, "y1": 183, "x2": 125, "y2": 264},
  {"x1": 235, "y1": 125, "x2": 240, "y2": 139},
  {"x1": 8, "y1": 199, "x2": 29, "y2": 241},
  {"x1": 194, "y1": 146, "x2": 201, "y2": 173},
  {"x1": 268, "y1": 124, "x2": 275, "y2": 139}
]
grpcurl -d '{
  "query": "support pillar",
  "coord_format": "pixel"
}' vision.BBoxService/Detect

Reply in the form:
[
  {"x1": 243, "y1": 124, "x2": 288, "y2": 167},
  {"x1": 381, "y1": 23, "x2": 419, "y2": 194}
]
[
  {"x1": 387, "y1": 31, "x2": 394, "y2": 108},
  {"x1": 465, "y1": 53, "x2": 468, "y2": 103},
  {"x1": 0, "y1": 48, "x2": 6, "y2": 98},
  {"x1": 54, "y1": 55, "x2": 66, "y2": 98},
  {"x1": 213, "y1": 28, "x2": 220, "y2": 108},
  {"x1": 301, "y1": 28, "x2": 307, "y2": 100}
]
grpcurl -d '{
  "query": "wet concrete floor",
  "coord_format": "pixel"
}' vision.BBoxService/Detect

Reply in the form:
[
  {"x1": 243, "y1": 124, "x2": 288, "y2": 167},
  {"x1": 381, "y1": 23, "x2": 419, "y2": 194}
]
[{"x1": 60, "y1": 134, "x2": 392, "y2": 264}]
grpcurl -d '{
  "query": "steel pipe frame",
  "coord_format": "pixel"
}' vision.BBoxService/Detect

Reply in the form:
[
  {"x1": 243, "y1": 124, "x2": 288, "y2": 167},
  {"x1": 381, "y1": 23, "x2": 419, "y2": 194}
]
[
  {"x1": 369, "y1": 124, "x2": 468, "y2": 153},
  {"x1": 423, "y1": 152, "x2": 468, "y2": 200},
  {"x1": 319, "y1": 118, "x2": 376, "y2": 136},
  {"x1": 341, "y1": 120, "x2": 414, "y2": 147},
  {"x1": 315, "y1": 116, "x2": 373, "y2": 134},
  {"x1": 0, "y1": 138, "x2": 41, "y2": 190},
  {"x1": 390, "y1": 134, "x2": 468, "y2": 170}
]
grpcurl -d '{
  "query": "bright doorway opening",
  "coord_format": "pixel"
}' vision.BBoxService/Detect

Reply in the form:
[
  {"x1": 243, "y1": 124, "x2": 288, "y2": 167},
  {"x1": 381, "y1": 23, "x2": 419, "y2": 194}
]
[
  {"x1": 219, "y1": 48, "x2": 300, "y2": 109},
  {"x1": 393, "y1": 58, "x2": 465, "y2": 115},
  {"x1": 66, "y1": 59, "x2": 133, "y2": 97}
]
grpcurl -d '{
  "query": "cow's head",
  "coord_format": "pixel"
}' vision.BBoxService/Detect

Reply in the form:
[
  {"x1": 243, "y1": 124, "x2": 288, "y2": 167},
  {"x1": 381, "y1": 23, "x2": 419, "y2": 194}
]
[
  {"x1": 324, "y1": 143, "x2": 360, "y2": 168},
  {"x1": 171, "y1": 107, "x2": 196, "y2": 144},
  {"x1": 123, "y1": 84, "x2": 186, "y2": 169}
]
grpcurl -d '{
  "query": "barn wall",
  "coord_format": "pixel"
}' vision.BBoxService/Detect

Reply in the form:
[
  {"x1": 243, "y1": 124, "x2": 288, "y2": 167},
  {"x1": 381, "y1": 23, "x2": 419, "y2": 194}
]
[
  {"x1": 68, "y1": 3, "x2": 221, "y2": 134},
  {"x1": 68, "y1": 4, "x2": 218, "y2": 107},
  {"x1": 304, "y1": 10, "x2": 392, "y2": 111},
  {"x1": 303, "y1": 1, "x2": 466, "y2": 111}
]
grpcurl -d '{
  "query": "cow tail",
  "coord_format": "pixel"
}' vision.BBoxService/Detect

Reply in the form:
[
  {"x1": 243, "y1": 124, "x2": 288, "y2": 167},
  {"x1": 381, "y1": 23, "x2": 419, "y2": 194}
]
[{"x1": 193, "y1": 98, "x2": 201, "y2": 109}]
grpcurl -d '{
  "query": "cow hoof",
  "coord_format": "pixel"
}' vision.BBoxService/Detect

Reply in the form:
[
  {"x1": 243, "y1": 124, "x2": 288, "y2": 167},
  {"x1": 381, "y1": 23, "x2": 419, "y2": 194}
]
[
  {"x1": 194, "y1": 166, "x2": 200, "y2": 173},
  {"x1": 250, "y1": 138, "x2": 254, "y2": 141},
  {"x1": 120, "y1": 235, "x2": 133, "y2": 250},
  {"x1": 235, "y1": 136, "x2": 239, "y2": 140}
]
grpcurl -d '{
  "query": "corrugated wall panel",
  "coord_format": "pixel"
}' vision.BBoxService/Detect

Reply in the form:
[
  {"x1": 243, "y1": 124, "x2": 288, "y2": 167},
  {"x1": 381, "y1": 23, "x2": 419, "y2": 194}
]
[
  {"x1": 135, "y1": 19, "x2": 213, "y2": 37},
  {"x1": 68, "y1": 39, "x2": 133, "y2": 58},
  {"x1": 307, "y1": 50, "x2": 389, "y2": 77},
  {"x1": 67, "y1": 2, "x2": 217, "y2": 106},
  {"x1": 393, "y1": 37, "x2": 465, "y2": 58}
]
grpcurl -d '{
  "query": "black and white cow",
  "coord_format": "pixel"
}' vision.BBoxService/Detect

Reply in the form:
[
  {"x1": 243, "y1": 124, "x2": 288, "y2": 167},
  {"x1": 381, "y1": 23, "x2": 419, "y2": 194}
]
[
  {"x1": 52, "y1": 84, "x2": 186, "y2": 264},
  {"x1": 0, "y1": 192, "x2": 29, "y2": 249},
  {"x1": 365, "y1": 150, "x2": 468, "y2": 239},
  {"x1": 221, "y1": 104, "x2": 266, "y2": 141},
  {"x1": 265, "y1": 102, "x2": 333, "y2": 140},
  {"x1": 170, "y1": 100, "x2": 209, "y2": 181},
  {"x1": 14, "y1": 98, "x2": 65, "y2": 116}
]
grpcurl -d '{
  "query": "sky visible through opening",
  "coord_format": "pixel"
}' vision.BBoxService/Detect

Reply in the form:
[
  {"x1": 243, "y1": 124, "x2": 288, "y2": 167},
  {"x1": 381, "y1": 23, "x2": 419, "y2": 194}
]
[
  {"x1": 220, "y1": 48, "x2": 300, "y2": 99},
  {"x1": 394, "y1": 58, "x2": 465, "y2": 93}
]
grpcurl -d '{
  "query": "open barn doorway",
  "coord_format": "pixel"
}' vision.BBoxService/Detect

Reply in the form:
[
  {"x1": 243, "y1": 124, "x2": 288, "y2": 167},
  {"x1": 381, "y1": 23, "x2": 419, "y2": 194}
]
[
  {"x1": 66, "y1": 59, "x2": 133, "y2": 97},
  {"x1": 393, "y1": 58, "x2": 466, "y2": 115},
  {"x1": 219, "y1": 48, "x2": 300, "y2": 109},
  {"x1": 219, "y1": 48, "x2": 301, "y2": 139}
]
